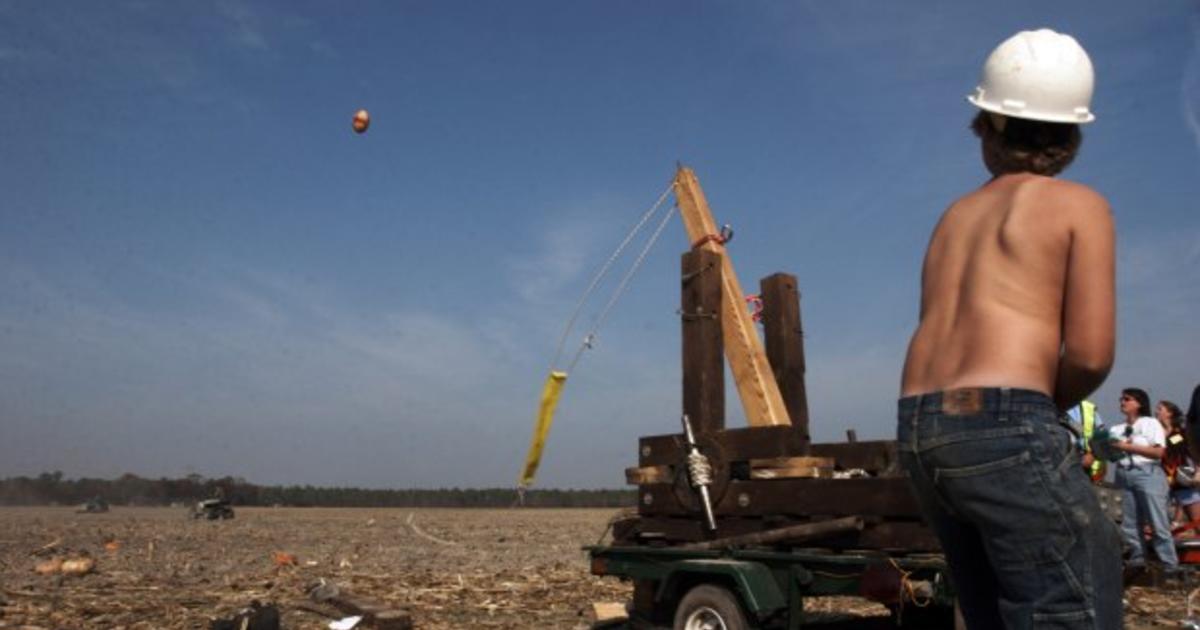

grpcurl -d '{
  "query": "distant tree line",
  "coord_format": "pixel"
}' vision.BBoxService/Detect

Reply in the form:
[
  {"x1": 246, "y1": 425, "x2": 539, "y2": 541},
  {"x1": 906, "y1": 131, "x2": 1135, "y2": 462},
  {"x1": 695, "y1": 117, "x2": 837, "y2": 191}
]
[{"x1": 0, "y1": 471, "x2": 636, "y2": 508}]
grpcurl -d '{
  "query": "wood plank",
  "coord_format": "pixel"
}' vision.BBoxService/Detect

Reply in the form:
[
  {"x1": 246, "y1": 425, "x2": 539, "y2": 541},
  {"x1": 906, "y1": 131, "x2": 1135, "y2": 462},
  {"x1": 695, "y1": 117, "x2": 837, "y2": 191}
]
[
  {"x1": 625, "y1": 465, "x2": 674, "y2": 485},
  {"x1": 809, "y1": 441, "x2": 900, "y2": 475},
  {"x1": 673, "y1": 167, "x2": 790, "y2": 427},
  {"x1": 748, "y1": 456, "x2": 833, "y2": 480},
  {"x1": 639, "y1": 426, "x2": 806, "y2": 467},
  {"x1": 638, "y1": 477, "x2": 921, "y2": 519},
  {"x1": 591, "y1": 602, "x2": 628, "y2": 623},
  {"x1": 749, "y1": 466, "x2": 829, "y2": 480},
  {"x1": 681, "y1": 249, "x2": 725, "y2": 437},
  {"x1": 749, "y1": 456, "x2": 834, "y2": 469},
  {"x1": 760, "y1": 273, "x2": 811, "y2": 451},
  {"x1": 637, "y1": 429, "x2": 896, "y2": 474}
]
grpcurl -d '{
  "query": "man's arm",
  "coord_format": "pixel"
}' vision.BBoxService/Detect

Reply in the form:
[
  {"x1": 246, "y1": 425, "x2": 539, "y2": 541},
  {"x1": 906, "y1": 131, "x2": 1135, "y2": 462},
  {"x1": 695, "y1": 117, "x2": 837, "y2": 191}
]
[{"x1": 1053, "y1": 188, "x2": 1116, "y2": 411}]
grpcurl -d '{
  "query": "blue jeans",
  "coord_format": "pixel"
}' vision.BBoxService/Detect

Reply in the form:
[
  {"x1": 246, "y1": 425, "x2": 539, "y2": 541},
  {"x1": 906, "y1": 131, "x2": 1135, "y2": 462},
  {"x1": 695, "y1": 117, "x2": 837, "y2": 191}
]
[
  {"x1": 1115, "y1": 464, "x2": 1178, "y2": 567},
  {"x1": 897, "y1": 388, "x2": 1123, "y2": 630}
]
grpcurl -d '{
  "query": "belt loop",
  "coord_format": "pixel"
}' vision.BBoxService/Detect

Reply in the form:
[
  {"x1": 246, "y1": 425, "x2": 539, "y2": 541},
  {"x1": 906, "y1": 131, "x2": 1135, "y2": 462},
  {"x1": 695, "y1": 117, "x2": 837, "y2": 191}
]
[{"x1": 999, "y1": 388, "x2": 1011, "y2": 423}]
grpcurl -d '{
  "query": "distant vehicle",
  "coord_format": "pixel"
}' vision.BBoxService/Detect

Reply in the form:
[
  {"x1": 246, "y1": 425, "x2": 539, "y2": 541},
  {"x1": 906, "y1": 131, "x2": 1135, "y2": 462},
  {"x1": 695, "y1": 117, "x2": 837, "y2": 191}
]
[
  {"x1": 77, "y1": 496, "x2": 109, "y2": 513},
  {"x1": 192, "y1": 498, "x2": 234, "y2": 520}
]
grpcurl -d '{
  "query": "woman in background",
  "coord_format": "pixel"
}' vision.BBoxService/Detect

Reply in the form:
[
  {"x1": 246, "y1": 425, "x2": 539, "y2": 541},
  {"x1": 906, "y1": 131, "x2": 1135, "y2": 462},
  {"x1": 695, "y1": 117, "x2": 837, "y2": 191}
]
[
  {"x1": 1158, "y1": 400, "x2": 1200, "y2": 526},
  {"x1": 1112, "y1": 387, "x2": 1179, "y2": 570},
  {"x1": 1187, "y1": 384, "x2": 1200, "y2": 462}
]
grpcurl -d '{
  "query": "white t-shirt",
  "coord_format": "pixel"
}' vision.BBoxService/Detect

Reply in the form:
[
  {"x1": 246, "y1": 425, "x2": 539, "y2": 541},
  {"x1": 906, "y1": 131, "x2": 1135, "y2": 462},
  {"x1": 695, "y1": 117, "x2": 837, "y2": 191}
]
[{"x1": 1119, "y1": 416, "x2": 1166, "y2": 468}]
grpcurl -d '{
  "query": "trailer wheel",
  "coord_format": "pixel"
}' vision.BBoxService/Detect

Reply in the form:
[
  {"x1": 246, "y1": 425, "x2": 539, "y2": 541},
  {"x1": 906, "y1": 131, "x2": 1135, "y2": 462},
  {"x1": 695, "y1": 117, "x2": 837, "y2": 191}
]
[{"x1": 673, "y1": 584, "x2": 748, "y2": 630}]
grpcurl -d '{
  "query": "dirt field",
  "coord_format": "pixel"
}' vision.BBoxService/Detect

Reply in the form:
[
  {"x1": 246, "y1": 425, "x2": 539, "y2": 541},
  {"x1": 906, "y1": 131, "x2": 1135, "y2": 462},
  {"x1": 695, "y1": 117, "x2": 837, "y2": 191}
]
[{"x1": 0, "y1": 507, "x2": 1191, "y2": 629}]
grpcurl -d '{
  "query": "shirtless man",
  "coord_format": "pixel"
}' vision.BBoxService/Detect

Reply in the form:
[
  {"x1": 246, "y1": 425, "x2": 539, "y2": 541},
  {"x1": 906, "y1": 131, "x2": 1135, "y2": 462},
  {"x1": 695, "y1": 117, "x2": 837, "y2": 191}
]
[{"x1": 897, "y1": 30, "x2": 1122, "y2": 630}]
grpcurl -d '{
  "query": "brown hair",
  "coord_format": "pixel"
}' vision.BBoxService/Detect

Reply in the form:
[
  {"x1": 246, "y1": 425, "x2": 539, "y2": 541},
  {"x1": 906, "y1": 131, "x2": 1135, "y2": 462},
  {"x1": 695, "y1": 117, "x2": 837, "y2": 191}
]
[
  {"x1": 1160, "y1": 400, "x2": 1185, "y2": 431},
  {"x1": 971, "y1": 112, "x2": 1082, "y2": 177}
]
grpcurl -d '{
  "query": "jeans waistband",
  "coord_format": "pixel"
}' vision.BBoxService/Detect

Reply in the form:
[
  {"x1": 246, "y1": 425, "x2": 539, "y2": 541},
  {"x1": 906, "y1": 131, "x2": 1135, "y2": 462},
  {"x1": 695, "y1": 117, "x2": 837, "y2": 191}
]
[{"x1": 898, "y1": 387, "x2": 1056, "y2": 418}]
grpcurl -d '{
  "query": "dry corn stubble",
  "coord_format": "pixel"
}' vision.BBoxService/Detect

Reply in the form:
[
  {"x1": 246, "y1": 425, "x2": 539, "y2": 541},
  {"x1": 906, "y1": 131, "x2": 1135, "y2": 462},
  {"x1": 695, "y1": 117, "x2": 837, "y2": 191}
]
[{"x1": 0, "y1": 506, "x2": 1185, "y2": 629}]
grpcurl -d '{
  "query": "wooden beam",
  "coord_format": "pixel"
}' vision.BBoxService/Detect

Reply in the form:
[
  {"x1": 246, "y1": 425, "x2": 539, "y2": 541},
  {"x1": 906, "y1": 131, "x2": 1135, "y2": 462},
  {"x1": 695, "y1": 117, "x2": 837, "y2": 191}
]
[
  {"x1": 638, "y1": 426, "x2": 805, "y2": 467},
  {"x1": 679, "y1": 516, "x2": 862, "y2": 550},
  {"x1": 673, "y1": 167, "x2": 790, "y2": 427},
  {"x1": 681, "y1": 249, "x2": 725, "y2": 437},
  {"x1": 625, "y1": 465, "x2": 674, "y2": 485},
  {"x1": 638, "y1": 477, "x2": 922, "y2": 519},
  {"x1": 748, "y1": 456, "x2": 833, "y2": 469},
  {"x1": 760, "y1": 273, "x2": 811, "y2": 451},
  {"x1": 637, "y1": 429, "x2": 897, "y2": 474},
  {"x1": 748, "y1": 456, "x2": 834, "y2": 480}
]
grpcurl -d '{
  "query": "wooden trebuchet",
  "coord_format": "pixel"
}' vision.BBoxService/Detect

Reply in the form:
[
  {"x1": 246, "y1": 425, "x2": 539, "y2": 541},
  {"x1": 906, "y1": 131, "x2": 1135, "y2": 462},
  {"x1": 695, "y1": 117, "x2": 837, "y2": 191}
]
[{"x1": 673, "y1": 166, "x2": 790, "y2": 428}]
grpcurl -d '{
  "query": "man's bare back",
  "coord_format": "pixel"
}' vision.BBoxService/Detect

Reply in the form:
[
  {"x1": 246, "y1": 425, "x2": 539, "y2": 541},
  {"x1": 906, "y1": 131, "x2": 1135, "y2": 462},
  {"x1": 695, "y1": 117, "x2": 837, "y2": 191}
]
[{"x1": 901, "y1": 172, "x2": 1116, "y2": 411}]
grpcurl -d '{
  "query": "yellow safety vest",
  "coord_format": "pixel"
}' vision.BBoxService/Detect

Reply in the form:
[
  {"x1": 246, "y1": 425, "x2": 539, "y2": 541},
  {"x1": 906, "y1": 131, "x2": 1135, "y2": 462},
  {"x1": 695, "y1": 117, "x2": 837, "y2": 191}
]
[{"x1": 1079, "y1": 400, "x2": 1105, "y2": 480}]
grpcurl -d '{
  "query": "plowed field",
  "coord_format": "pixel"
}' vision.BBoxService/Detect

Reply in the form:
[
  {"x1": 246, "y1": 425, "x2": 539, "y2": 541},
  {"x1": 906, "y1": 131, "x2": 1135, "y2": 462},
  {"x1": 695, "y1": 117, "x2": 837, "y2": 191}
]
[{"x1": 0, "y1": 507, "x2": 1186, "y2": 629}]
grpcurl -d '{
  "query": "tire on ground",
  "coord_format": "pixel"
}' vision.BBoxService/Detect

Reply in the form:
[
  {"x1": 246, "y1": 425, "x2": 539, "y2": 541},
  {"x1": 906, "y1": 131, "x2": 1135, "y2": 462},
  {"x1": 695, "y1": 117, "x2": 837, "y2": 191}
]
[{"x1": 673, "y1": 583, "x2": 749, "y2": 630}]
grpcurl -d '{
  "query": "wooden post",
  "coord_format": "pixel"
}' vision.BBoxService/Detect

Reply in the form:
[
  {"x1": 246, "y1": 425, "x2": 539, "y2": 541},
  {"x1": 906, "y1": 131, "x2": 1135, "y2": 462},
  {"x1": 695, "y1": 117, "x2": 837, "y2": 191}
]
[
  {"x1": 682, "y1": 249, "x2": 724, "y2": 437},
  {"x1": 673, "y1": 167, "x2": 790, "y2": 427},
  {"x1": 760, "y1": 273, "x2": 811, "y2": 453}
]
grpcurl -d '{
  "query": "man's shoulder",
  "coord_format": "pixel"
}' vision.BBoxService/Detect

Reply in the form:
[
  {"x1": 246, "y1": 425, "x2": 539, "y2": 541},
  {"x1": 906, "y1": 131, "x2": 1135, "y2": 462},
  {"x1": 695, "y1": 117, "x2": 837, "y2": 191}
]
[{"x1": 1017, "y1": 177, "x2": 1111, "y2": 218}]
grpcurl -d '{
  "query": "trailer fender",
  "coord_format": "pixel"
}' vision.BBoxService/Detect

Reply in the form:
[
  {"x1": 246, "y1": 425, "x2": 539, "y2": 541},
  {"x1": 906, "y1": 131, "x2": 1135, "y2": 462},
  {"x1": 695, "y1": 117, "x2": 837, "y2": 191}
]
[{"x1": 657, "y1": 558, "x2": 786, "y2": 616}]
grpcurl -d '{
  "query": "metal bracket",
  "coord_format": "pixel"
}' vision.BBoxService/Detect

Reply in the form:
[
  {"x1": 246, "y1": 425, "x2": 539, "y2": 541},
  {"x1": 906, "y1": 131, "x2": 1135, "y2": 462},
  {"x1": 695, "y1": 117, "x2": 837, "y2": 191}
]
[{"x1": 677, "y1": 308, "x2": 718, "y2": 321}]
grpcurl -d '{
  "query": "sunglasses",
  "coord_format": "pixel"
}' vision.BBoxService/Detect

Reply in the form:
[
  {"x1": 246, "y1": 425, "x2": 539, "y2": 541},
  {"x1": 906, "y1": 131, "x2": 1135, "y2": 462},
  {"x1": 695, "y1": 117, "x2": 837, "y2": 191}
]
[
  {"x1": 1120, "y1": 396, "x2": 1135, "y2": 402},
  {"x1": 1124, "y1": 426, "x2": 1134, "y2": 438}
]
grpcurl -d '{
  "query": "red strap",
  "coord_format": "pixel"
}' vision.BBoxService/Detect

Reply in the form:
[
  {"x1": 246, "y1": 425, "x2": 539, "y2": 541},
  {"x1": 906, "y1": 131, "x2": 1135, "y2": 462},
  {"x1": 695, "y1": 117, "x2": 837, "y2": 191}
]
[
  {"x1": 691, "y1": 233, "x2": 726, "y2": 249},
  {"x1": 745, "y1": 294, "x2": 763, "y2": 323}
]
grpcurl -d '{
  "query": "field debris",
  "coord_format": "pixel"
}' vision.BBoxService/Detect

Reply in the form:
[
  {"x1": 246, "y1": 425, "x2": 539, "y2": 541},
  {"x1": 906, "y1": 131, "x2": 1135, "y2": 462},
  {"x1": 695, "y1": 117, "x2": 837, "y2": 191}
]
[
  {"x1": 209, "y1": 600, "x2": 280, "y2": 630},
  {"x1": 405, "y1": 512, "x2": 456, "y2": 546},
  {"x1": 33, "y1": 557, "x2": 62, "y2": 575},
  {"x1": 589, "y1": 601, "x2": 627, "y2": 623},
  {"x1": 0, "y1": 506, "x2": 1188, "y2": 628},
  {"x1": 329, "y1": 615, "x2": 363, "y2": 629},
  {"x1": 32, "y1": 538, "x2": 61, "y2": 556},
  {"x1": 33, "y1": 555, "x2": 94, "y2": 576},
  {"x1": 307, "y1": 577, "x2": 411, "y2": 629}
]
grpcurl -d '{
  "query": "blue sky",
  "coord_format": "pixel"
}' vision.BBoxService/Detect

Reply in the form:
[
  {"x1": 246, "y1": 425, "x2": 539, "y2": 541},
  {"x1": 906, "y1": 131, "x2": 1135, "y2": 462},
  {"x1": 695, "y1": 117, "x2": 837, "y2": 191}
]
[{"x1": 2, "y1": 1, "x2": 1197, "y2": 489}]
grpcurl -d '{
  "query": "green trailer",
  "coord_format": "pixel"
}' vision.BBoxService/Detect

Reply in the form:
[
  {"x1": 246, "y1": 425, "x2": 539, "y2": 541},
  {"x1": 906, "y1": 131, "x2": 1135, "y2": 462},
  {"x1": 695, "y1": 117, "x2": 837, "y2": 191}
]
[{"x1": 587, "y1": 543, "x2": 959, "y2": 630}]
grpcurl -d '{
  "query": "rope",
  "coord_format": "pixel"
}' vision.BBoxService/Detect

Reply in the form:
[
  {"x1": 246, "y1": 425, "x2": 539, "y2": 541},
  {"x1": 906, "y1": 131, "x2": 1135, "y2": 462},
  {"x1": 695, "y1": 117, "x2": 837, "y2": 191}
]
[
  {"x1": 516, "y1": 180, "x2": 675, "y2": 496},
  {"x1": 548, "y1": 183, "x2": 674, "y2": 373},
  {"x1": 564, "y1": 196, "x2": 676, "y2": 373},
  {"x1": 686, "y1": 451, "x2": 713, "y2": 487},
  {"x1": 888, "y1": 557, "x2": 933, "y2": 608}
]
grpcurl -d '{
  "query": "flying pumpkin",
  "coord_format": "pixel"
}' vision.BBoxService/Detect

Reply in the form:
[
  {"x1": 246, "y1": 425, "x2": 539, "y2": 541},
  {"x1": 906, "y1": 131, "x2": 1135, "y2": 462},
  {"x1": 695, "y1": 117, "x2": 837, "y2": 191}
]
[{"x1": 352, "y1": 109, "x2": 370, "y2": 134}]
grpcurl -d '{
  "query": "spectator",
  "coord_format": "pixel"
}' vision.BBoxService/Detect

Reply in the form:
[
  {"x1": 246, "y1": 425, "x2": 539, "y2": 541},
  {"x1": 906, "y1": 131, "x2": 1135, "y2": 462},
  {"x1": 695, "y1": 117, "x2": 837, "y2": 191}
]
[
  {"x1": 1188, "y1": 384, "x2": 1200, "y2": 463},
  {"x1": 1066, "y1": 399, "x2": 1107, "y2": 481},
  {"x1": 1112, "y1": 387, "x2": 1179, "y2": 571},
  {"x1": 1158, "y1": 400, "x2": 1200, "y2": 526}
]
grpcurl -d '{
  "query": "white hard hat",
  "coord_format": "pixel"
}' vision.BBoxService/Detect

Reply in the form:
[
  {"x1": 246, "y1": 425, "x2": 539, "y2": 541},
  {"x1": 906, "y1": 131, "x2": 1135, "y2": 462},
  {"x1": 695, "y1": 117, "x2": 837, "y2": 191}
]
[{"x1": 967, "y1": 29, "x2": 1096, "y2": 124}]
